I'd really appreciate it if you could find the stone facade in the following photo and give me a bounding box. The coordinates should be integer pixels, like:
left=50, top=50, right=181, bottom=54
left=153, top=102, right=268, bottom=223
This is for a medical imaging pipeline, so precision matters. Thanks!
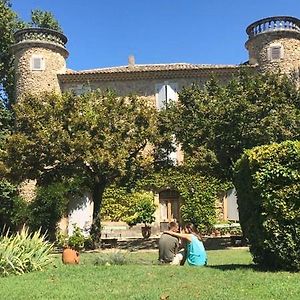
left=11, top=28, right=68, bottom=100
left=13, top=47, right=67, bottom=99
left=11, top=16, right=300, bottom=236
left=246, top=16, right=300, bottom=74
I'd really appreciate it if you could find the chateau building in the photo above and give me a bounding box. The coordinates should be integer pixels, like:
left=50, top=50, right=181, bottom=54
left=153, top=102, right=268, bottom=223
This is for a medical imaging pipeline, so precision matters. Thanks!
left=12, top=16, right=300, bottom=236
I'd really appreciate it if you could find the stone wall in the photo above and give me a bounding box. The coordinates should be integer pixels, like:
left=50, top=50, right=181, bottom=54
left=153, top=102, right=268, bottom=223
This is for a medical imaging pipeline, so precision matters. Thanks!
left=246, top=31, right=300, bottom=74
left=14, top=46, right=66, bottom=100
left=18, top=179, right=37, bottom=202
left=61, top=74, right=230, bottom=98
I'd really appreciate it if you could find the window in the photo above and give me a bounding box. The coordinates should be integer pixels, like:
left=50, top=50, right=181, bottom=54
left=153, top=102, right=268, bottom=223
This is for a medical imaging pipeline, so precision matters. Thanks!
left=155, top=82, right=178, bottom=110
left=268, top=44, right=284, bottom=61
left=30, top=55, right=45, bottom=71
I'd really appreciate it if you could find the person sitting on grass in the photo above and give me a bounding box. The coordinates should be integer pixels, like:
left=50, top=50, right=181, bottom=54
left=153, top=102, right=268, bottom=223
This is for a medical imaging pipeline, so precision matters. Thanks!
left=165, top=223, right=207, bottom=266
left=158, top=221, right=184, bottom=265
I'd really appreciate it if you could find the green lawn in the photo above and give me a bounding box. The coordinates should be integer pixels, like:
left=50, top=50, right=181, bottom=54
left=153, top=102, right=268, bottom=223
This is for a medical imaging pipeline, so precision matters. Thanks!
left=1, top=248, right=300, bottom=300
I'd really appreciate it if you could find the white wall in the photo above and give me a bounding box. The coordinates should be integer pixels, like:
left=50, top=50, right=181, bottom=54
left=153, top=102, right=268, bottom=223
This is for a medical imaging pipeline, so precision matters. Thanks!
left=67, top=192, right=93, bottom=236
left=226, top=188, right=239, bottom=221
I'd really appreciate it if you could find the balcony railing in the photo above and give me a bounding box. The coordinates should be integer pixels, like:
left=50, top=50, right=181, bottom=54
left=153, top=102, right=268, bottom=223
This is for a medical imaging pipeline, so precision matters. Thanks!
left=14, top=27, right=67, bottom=48
left=246, top=16, right=300, bottom=38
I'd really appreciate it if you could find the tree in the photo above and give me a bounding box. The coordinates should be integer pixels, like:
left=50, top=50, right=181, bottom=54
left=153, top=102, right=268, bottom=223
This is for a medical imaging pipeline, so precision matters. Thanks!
left=0, top=0, right=23, bottom=104
left=169, top=71, right=300, bottom=180
left=0, top=101, right=12, bottom=175
left=30, top=9, right=63, bottom=33
left=5, top=90, right=157, bottom=243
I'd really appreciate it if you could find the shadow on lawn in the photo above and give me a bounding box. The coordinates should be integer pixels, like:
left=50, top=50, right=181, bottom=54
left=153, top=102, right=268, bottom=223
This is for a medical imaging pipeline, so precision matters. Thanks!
left=208, top=264, right=282, bottom=272
left=208, top=264, right=257, bottom=271
left=117, top=238, right=158, bottom=251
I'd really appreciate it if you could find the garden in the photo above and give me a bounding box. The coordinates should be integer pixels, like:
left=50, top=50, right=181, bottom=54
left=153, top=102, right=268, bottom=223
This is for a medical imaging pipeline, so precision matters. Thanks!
left=1, top=4, right=300, bottom=299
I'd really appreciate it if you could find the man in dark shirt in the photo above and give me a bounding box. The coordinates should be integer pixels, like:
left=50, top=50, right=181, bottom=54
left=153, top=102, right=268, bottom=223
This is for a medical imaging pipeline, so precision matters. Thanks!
left=159, top=221, right=182, bottom=265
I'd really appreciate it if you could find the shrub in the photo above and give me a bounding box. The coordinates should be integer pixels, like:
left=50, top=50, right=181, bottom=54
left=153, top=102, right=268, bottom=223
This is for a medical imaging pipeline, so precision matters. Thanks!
left=124, top=191, right=156, bottom=227
left=56, top=225, right=85, bottom=251
left=28, top=182, right=69, bottom=240
left=234, top=140, right=300, bottom=271
left=0, top=227, right=53, bottom=276
left=0, top=179, right=27, bottom=232
left=101, top=186, right=133, bottom=221
left=94, top=252, right=128, bottom=266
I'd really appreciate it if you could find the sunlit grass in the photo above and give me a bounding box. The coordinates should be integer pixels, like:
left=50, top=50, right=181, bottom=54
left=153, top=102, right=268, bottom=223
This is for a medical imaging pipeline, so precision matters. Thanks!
left=1, top=249, right=300, bottom=300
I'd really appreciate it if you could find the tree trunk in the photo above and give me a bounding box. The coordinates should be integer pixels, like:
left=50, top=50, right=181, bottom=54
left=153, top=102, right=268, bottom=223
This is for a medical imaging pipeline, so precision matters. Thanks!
left=90, top=176, right=106, bottom=248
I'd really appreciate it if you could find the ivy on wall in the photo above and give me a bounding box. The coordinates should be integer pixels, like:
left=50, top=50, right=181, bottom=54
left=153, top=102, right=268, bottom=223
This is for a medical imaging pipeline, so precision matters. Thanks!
left=102, top=169, right=230, bottom=232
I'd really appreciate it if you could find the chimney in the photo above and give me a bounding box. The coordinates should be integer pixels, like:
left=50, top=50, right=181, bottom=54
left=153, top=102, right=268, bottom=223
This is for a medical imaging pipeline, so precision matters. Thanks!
left=128, top=55, right=135, bottom=67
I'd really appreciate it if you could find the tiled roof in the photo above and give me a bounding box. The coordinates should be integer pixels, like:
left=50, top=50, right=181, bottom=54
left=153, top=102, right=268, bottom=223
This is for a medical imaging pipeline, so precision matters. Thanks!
left=65, top=63, right=243, bottom=75
left=59, top=63, right=257, bottom=83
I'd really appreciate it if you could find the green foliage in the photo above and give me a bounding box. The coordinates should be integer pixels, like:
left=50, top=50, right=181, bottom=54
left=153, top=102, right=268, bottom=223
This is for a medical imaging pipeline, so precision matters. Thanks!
left=56, top=225, right=85, bottom=251
left=5, top=90, right=157, bottom=237
left=124, top=191, right=156, bottom=226
left=0, top=0, right=24, bottom=103
left=28, top=182, right=69, bottom=240
left=0, top=227, right=53, bottom=276
left=30, top=9, right=63, bottom=32
left=234, top=140, right=300, bottom=271
left=0, top=179, right=27, bottom=232
left=67, top=226, right=85, bottom=251
left=101, top=186, right=133, bottom=221
left=169, top=71, right=300, bottom=180
left=102, top=188, right=156, bottom=226
left=0, top=101, right=13, bottom=177
left=137, top=169, right=229, bottom=232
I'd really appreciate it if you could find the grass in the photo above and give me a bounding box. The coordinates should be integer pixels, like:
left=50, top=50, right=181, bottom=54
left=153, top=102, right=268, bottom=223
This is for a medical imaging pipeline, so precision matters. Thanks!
left=1, top=248, right=300, bottom=300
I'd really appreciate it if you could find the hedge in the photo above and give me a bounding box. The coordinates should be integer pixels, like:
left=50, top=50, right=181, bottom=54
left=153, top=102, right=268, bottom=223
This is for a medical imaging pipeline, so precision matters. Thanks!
left=234, top=140, right=300, bottom=271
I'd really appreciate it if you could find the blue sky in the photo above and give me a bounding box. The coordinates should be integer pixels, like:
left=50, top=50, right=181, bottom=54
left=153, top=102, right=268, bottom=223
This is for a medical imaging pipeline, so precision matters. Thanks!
left=12, top=0, right=300, bottom=71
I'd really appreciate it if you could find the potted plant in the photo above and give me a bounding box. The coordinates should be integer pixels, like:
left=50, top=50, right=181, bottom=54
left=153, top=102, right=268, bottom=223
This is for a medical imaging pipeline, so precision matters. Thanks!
left=56, top=225, right=85, bottom=264
left=125, top=192, right=156, bottom=238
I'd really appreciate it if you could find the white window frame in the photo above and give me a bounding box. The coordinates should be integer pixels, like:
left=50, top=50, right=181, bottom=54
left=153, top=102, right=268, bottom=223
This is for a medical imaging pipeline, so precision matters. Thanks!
left=30, top=55, right=45, bottom=71
left=267, top=44, right=284, bottom=61
left=155, top=82, right=178, bottom=110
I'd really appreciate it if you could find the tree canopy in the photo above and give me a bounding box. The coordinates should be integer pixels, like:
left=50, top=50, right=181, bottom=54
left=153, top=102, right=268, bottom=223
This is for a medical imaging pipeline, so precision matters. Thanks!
left=30, top=9, right=63, bottom=33
left=169, top=71, right=300, bottom=180
left=0, top=0, right=23, bottom=104
left=5, top=90, right=157, bottom=241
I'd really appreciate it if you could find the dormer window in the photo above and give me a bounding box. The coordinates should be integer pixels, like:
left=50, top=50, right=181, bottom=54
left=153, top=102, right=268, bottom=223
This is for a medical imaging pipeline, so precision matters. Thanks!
left=268, top=44, right=284, bottom=61
left=31, top=55, right=45, bottom=71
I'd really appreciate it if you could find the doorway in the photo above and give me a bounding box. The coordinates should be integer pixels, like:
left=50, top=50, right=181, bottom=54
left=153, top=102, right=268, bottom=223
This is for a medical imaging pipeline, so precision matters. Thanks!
left=159, top=190, right=180, bottom=231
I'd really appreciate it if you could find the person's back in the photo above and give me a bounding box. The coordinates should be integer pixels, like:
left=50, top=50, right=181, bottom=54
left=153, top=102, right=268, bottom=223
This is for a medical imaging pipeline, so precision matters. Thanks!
left=158, top=232, right=179, bottom=263
left=186, top=235, right=207, bottom=266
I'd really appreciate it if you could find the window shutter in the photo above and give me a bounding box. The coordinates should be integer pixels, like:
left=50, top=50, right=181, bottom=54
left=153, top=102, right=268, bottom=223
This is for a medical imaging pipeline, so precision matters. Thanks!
left=167, top=83, right=178, bottom=104
left=268, top=45, right=283, bottom=61
left=271, top=47, right=281, bottom=60
left=155, top=84, right=166, bottom=110
left=34, top=58, right=42, bottom=69
left=31, top=56, right=45, bottom=70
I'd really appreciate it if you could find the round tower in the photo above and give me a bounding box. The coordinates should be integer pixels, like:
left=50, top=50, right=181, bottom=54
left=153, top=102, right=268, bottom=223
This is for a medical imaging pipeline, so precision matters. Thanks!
left=245, top=16, right=300, bottom=75
left=11, top=27, right=69, bottom=101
